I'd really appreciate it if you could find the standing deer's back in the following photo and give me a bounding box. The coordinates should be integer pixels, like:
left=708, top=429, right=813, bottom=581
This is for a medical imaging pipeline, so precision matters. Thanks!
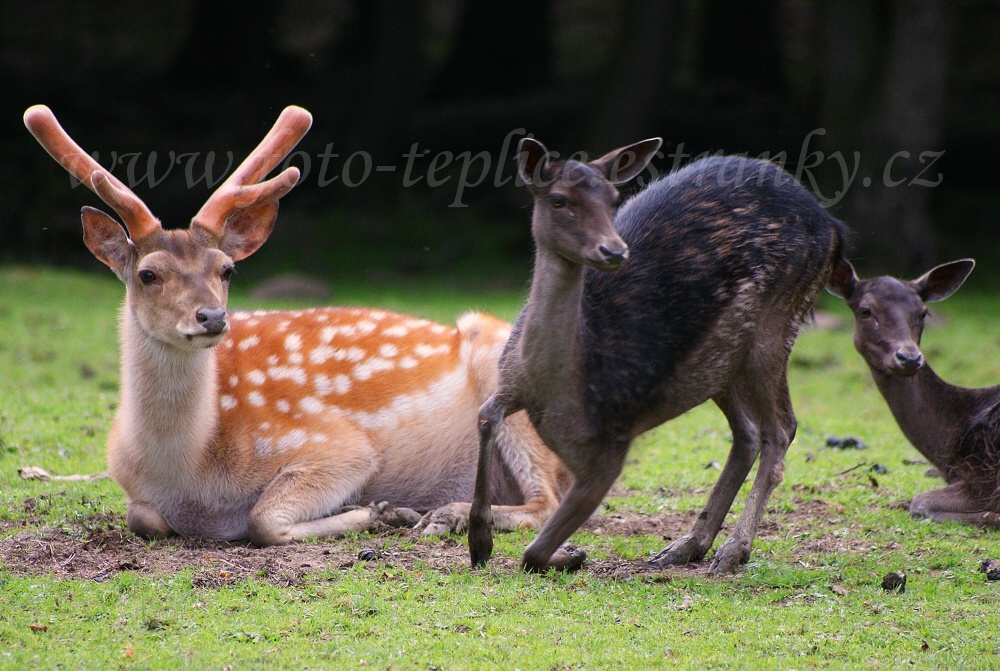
left=579, top=156, right=846, bottom=436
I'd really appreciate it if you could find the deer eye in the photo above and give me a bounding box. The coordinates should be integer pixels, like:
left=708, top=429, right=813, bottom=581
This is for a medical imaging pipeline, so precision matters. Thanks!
left=858, top=307, right=872, bottom=319
left=221, top=265, right=234, bottom=281
left=549, top=194, right=568, bottom=209
left=138, top=270, right=157, bottom=285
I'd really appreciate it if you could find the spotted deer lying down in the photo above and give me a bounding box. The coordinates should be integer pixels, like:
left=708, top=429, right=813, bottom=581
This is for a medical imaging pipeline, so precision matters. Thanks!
left=23, top=105, right=569, bottom=545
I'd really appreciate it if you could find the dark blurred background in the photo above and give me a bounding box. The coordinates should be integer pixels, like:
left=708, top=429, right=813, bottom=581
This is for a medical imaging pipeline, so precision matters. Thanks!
left=2, top=0, right=998, bottom=286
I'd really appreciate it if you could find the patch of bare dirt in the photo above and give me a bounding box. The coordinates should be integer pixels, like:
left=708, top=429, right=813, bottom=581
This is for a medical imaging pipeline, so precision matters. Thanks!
left=0, top=496, right=899, bottom=587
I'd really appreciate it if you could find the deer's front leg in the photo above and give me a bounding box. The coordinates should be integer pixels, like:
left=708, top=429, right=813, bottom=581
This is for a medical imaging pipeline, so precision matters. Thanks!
left=126, top=500, right=175, bottom=540
left=469, top=394, right=509, bottom=566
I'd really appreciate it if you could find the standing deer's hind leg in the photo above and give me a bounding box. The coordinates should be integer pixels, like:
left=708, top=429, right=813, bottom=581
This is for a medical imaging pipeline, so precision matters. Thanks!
left=651, top=392, right=760, bottom=567
left=709, top=375, right=796, bottom=575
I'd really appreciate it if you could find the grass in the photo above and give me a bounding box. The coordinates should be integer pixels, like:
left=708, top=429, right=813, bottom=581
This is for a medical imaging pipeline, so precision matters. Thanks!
left=2, top=264, right=1000, bottom=670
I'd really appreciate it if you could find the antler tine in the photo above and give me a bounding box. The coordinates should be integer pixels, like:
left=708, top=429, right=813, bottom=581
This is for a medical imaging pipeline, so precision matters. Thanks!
left=23, top=105, right=160, bottom=240
left=193, top=106, right=313, bottom=232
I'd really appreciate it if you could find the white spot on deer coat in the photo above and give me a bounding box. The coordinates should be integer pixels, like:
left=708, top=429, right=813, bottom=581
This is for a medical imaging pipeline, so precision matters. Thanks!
left=333, top=374, right=352, bottom=394
left=269, top=365, right=307, bottom=385
left=343, top=347, right=366, bottom=362
left=248, top=391, right=266, bottom=407
left=228, top=375, right=238, bottom=387
left=379, top=343, right=399, bottom=357
left=285, top=333, right=302, bottom=351
left=289, top=352, right=304, bottom=365
left=238, top=335, right=260, bottom=351
left=414, top=343, right=450, bottom=358
left=314, top=373, right=332, bottom=396
left=299, top=397, right=325, bottom=414
left=276, top=429, right=307, bottom=452
left=310, top=345, right=335, bottom=364
left=356, top=320, right=376, bottom=334
left=276, top=399, right=291, bottom=413
left=254, top=437, right=274, bottom=455
left=398, top=356, right=418, bottom=370
left=382, top=324, right=410, bottom=337
left=220, top=395, right=237, bottom=411
left=248, top=369, right=266, bottom=385
left=352, top=357, right=395, bottom=381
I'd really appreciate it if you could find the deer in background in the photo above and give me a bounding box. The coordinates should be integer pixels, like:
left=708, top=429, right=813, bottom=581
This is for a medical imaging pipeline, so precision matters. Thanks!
left=24, top=105, right=570, bottom=545
left=828, top=258, right=1000, bottom=527
left=469, top=140, right=847, bottom=575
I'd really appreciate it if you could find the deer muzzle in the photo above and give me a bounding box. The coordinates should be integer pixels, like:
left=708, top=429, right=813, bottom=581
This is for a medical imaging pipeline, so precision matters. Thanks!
left=593, top=242, right=630, bottom=271
left=196, top=308, right=229, bottom=336
left=892, top=346, right=924, bottom=375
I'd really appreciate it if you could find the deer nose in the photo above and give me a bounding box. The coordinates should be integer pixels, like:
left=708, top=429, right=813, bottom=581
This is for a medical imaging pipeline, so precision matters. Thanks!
left=196, top=308, right=228, bottom=335
left=894, top=347, right=923, bottom=370
left=598, top=244, right=629, bottom=267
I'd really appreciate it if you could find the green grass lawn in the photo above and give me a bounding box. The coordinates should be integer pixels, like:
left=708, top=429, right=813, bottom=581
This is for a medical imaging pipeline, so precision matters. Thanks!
left=1, top=265, right=999, bottom=670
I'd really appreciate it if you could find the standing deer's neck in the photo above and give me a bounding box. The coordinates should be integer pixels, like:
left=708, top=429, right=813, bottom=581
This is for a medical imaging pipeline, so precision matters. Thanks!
left=870, top=363, right=986, bottom=474
left=118, top=302, right=220, bottom=471
left=521, top=244, right=585, bottom=402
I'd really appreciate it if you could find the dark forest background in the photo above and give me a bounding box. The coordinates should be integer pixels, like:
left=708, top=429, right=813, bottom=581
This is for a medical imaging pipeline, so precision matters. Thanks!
left=2, top=0, right=999, bottom=285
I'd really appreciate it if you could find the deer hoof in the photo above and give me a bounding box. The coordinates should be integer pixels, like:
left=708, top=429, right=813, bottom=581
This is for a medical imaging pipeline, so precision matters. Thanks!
left=522, top=544, right=586, bottom=573
left=708, top=538, right=751, bottom=576
left=649, top=534, right=707, bottom=567
left=417, top=503, right=471, bottom=536
left=372, top=502, right=421, bottom=528
left=469, top=536, right=494, bottom=568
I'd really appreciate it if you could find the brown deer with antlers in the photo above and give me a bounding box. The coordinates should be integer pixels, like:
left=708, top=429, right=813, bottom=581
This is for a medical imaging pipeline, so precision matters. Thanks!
left=23, top=105, right=569, bottom=545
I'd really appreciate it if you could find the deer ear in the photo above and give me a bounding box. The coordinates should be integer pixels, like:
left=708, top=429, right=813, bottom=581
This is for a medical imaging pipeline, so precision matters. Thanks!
left=911, top=259, right=974, bottom=303
left=218, top=202, right=278, bottom=261
left=589, top=138, right=662, bottom=185
left=82, top=206, right=134, bottom=272
left=826, top=257, right=859, bottom=300
left=517, top=138, right=550, bottom=187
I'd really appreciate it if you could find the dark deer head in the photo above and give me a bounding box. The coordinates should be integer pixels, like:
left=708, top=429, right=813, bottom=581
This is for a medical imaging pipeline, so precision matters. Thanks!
left=828, top=258, right=975, bottom=376
left=516, top=137, right=661, bottom=271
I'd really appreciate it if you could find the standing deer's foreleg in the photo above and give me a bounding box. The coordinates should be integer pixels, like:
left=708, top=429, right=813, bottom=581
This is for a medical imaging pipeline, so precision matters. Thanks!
left=651, top=393, right=760, bottom=566
left=247, top=429, right=418, bottom=546
left=468, top=393, right=510, bottom=566
left=520, top=443, right=627, bottom=572
left=709, top=375, right=796, bottom=575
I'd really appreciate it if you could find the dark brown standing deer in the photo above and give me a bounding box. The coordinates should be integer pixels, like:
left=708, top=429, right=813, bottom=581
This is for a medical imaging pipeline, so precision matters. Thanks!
left=828, top=258, right=1000, bottom=527
left=23, top=105, right=571, bottom=545
left=469, top=139, right=847, bottom=575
